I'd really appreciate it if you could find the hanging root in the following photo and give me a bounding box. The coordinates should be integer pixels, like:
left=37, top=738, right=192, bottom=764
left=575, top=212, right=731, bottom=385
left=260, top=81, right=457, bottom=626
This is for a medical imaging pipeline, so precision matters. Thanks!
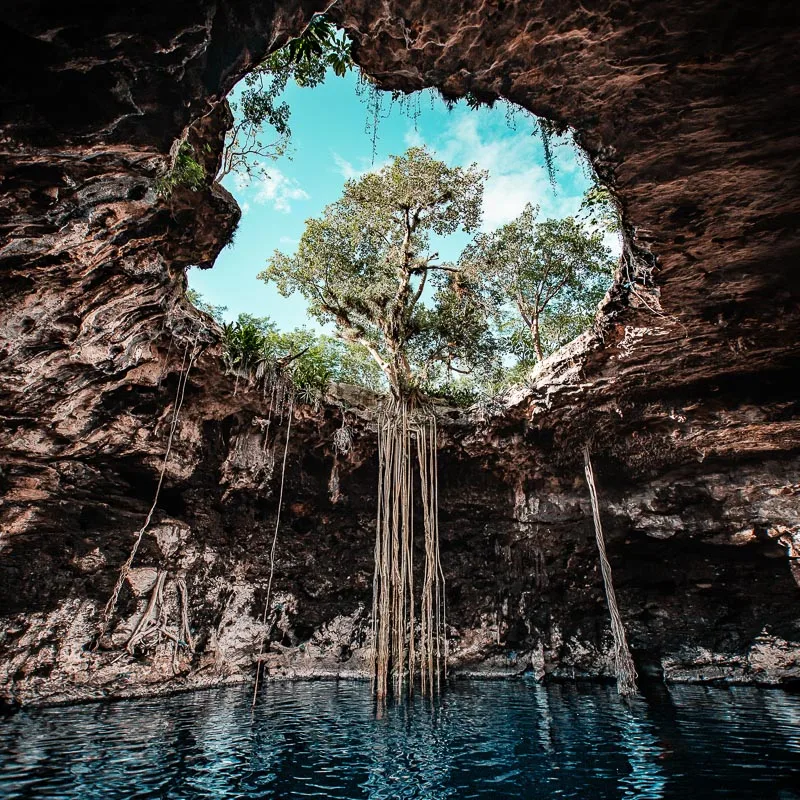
left=333, top=418, right=353, bottom=456
left=176, top=577, right=194, bottom=652
left=122, top=572, right=195, bottom=671
left=126, top=571, right=167, bottom=654
left=252, top=393, right=295, bottom=707
left=583, top=446, right=638, bottom=696
left=371, top=399, right=445, bottom=700
left=99, top=332, right=200, bottom=641
left=414, top=412, right=446, bottom=696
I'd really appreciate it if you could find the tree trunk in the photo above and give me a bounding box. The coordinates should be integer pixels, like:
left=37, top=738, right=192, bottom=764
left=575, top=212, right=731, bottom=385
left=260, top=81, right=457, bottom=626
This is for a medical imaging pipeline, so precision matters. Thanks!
left=530, top=316, right=545, bottom=361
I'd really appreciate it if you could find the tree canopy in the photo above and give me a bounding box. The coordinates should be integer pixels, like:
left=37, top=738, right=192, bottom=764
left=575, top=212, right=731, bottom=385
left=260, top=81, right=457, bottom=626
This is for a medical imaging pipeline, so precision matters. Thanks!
left=259, top=147, right=498, bottom=400
left=464, top=203, right=615, bottom=363
left=219, top=314, right=384, bottom=402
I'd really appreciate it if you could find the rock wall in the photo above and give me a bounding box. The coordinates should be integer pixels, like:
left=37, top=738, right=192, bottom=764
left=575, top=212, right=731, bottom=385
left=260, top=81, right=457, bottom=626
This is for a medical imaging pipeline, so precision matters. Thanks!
left=1, top=1, right=799, bottom=706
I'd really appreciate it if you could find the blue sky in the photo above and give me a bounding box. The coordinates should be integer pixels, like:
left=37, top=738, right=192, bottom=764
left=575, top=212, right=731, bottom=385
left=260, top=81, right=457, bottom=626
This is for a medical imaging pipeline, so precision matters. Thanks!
left=189, top=70, right=600, bottom=331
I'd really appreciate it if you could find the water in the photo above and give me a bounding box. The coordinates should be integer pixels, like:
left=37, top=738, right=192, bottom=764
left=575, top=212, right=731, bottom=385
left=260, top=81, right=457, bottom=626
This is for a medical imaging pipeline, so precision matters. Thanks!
left=2, top=681, right=800, bottom=799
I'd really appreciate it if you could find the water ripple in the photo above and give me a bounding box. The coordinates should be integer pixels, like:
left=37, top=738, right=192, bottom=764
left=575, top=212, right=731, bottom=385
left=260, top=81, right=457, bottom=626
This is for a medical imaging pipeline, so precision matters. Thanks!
left=2, top=681, right=800, bottom=799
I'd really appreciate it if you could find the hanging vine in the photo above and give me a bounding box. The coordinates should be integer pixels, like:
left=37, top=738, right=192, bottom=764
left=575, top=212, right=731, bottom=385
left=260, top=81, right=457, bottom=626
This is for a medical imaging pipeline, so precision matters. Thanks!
left=413, top=409, right=446, bottom=696
left=99, top=330, right=201, bottom=639
left=370, top=398, right=446, bottom=699
left=252, top=392, right=295, bottom=706
left=583, top=445, right=638, bottom=696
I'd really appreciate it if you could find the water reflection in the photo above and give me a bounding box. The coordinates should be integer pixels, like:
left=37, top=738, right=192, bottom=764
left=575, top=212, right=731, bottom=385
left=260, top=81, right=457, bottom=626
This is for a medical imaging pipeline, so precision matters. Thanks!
left=2, top=680, right=799, bottom=798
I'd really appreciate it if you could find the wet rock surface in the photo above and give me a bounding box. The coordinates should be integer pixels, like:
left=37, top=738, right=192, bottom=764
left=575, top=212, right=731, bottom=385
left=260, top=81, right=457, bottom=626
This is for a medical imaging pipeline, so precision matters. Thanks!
left=1, top=1, right=799, bottom=705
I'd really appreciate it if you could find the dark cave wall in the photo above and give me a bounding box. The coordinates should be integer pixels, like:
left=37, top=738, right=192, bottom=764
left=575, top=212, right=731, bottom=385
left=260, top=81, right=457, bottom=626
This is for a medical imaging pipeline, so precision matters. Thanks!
left=1, top=1, right=799, bottom=704
left=1, top=391, right=798, bottom=705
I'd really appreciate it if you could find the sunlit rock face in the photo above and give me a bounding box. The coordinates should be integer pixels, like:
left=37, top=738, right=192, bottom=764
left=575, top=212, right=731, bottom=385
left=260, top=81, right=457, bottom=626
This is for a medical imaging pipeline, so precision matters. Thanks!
left=1, top=1, right=799, bottom=706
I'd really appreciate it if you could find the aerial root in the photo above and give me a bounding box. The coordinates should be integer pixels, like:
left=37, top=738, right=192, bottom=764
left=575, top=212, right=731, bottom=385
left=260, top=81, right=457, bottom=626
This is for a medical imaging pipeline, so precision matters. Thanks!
left=372, top=399, right=445, bottom=700
left=583, top=445, right=638, bottom=697
left=99, top=331, right=200, bottom=641
left=252, top=393, right=295, bottom=706
left=121, top=572, right=195, bottom=673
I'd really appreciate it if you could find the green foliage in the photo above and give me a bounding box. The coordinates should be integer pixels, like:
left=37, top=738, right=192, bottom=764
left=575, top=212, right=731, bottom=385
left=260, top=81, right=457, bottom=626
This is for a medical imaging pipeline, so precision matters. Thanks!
left=579, top=183, right=621, bottom=235
left=220, top=16, right=353, bottom=180
left=464, top=203, right=615, bottom=363
left=421, top=376, right=482, bottom=408
left=269, top=15, right=352, bottom=81
left=185, top=288, right=227, bottom=324
left=260, top=147, right=499, bottom=401
left=537, top=119, right=561, bottom=190
left=220, top=314, right=384, bottom=402
left=155, top=143, right=206, bottom=197
left=221, top=317, right=270, bottom=374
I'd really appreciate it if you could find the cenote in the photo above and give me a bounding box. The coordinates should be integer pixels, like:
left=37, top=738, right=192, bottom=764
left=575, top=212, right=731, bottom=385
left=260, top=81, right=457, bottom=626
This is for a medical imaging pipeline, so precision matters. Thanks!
left=3, top=681, right=800, bottom=799
left=2, top=1, right=800, bottom=798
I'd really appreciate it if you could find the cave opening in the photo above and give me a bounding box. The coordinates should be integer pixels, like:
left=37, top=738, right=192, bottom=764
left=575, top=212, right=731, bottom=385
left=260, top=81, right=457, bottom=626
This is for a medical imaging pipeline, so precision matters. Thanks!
left=185, top=15, right=622, bottom=411
left=161, top=16, right=629, bottom=702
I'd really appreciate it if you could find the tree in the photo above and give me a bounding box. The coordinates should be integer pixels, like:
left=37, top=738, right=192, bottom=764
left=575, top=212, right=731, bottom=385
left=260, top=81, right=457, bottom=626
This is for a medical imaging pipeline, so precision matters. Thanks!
left=219, top=16, right=353, bottom=181
left=186, top=288, right=227, bottom=324
left=219, top=314, right=384, bottom=401
left=260, top=147, right=496, bottom=401
left=579, top=182, right=621, bottom=236
left=261, top=147, right=494, bottom=698
left=464, top=203, right=615, bottom=363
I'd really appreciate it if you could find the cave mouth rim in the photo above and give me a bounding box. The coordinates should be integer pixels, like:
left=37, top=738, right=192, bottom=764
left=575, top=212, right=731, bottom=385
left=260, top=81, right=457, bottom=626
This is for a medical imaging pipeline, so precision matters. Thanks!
left=184, top=32, right=624, bottom=413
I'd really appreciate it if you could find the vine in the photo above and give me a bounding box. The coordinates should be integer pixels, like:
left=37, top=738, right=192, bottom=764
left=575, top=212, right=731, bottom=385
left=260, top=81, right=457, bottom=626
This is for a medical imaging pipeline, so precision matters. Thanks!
left=252, top=393, right=295, bottom=705
left=372, top=399, right=445, bottom=699
left=99, top=330, right=201, bottom=638
left=583, top=446, right=638, bottom=696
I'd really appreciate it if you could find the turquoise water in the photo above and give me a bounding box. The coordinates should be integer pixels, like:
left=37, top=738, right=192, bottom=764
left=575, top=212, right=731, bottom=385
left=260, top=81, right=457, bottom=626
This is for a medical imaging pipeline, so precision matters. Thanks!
left=2, top=681, right=799, bottom=798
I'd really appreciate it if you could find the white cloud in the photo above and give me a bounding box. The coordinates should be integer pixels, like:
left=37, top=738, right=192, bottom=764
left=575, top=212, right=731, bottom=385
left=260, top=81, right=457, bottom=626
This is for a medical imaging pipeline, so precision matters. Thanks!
left=232, top=171, right=252, bottom=193
left=332, top=152, right=361, bottom=180
left=430, top=111, right=584, bottom=231
left=403, top=126, right=425, bottom=148
left=252, top=167, right=309, bottom=213
left=331, top=151, right=392, bottom=182
left=279, top=235, right=299, bottom=245
left=240, top=201, right=251, bottom=215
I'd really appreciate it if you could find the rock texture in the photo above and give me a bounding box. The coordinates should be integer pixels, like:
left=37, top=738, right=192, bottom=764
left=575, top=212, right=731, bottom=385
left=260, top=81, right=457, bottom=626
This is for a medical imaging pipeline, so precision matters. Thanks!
left=1, top=1, right=799, bottom=706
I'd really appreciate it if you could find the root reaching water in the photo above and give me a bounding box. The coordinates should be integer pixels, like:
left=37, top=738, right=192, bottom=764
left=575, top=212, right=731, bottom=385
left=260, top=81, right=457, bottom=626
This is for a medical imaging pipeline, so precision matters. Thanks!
left=372, top=399, right=446, bottom=700
left=119, top=571, right=195, bottom=672
left=125, top=571, right=167, bottom=654
left=583, top=446, right=638, bottom=696
left=99, top=332, right=200, bottom=638
left=176, top=577, right=194, bottom=653
left=252, top=394, right=295, bottom=706
left=414, top=412, right=446, bottom=696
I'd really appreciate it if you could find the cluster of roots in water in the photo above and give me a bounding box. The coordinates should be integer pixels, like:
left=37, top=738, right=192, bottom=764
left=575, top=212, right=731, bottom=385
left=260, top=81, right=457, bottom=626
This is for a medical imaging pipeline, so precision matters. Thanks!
left=372, top=399, right=446, bottom=700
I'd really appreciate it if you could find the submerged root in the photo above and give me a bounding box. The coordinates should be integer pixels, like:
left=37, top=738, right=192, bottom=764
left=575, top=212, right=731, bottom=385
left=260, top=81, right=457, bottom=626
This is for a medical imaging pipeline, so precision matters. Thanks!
left=583, top=446, right=638, bottom=696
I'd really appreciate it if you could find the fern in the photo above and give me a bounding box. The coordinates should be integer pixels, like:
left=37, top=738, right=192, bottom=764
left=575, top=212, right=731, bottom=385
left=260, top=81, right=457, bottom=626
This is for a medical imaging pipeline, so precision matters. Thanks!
left=155, top=142, right=206, bottom=198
